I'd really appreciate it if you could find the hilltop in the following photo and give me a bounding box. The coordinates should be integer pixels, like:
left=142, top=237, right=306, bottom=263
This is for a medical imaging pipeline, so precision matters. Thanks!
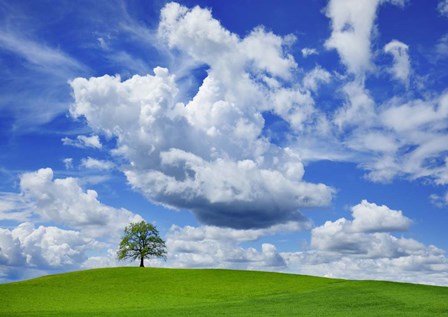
left=1, top=267, right=447, bottom=316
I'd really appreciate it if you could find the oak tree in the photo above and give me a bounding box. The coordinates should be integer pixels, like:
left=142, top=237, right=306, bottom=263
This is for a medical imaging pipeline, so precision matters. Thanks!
left=117, top=221, right=167, bottom=267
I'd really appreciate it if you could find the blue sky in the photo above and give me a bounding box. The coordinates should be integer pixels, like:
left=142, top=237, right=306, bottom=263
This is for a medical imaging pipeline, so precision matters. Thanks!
left=1, top=0, right=448, bottom=285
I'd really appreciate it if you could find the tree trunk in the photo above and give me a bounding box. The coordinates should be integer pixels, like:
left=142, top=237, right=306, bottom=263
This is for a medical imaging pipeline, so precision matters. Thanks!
left=140, top=257, right=144, bottom=267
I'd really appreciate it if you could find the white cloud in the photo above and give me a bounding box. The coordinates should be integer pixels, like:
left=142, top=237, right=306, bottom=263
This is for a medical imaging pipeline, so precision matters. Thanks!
left=282, top=199, right=448, bottom=286
left=63, top=158, right=73, bottom=170
left=301, top=48, right=318, bottom=58
left=318, top=0, right=448, bottom=186
left=283, top=251, right=448, bottom=286
left=325, top=0, right=379, bottom=77
left=0, top=30, right=86, bottom=76
left=158, top=3, right=296, bottom=81
left=0, top=21, right=89, bottom=129
left=267, top=85, right=317, bottom=132
left=61, top=3, right=448, bottom=259
left=81, top=249, right=124, bottom=269
left=241, top=27, right=297, bottom=80
left=104, top=51, right=151, bottom=75
left=0, top=192, right=32, bottom=222
left=161, top=201, right=448, bottom=286
left=19, top=168, right=143, bottom=240
left=303, top=66, right=331, bottom=92
left=69, top=2, right=334, bottom=230
left=169, top=221, right=307, bottom=244
left=333, top=81, right=376, bottom=128
left=436, top=34, right=448, bottom=57
left=310, top=201, right=437, bottom=258
left=359, top=94, right=448, bottom=184
left=430, top=191, right=448, bottom=207
left=325, top=0, right=406, bottom=77
left=125, top=150, right=331, bottom=229
left=0, top=167, right=146, bottom=281
left=351, top=200, right=411, bottom=232
left=346, top=131, right=398, bottom=153
left=0, top=223, right=95, bottom=271
left=158, top=2, right=238, bottom=67
left=438, top=0, right=448, bottom=16
left=384, top=40, right=411, bottom=87
left=380, top=99, right=445, bottom=133
left=166, top=224, right=287, bottom=270
left=0, top=227, right=24, bottom=267
left=68, top=1, right=448, bottom=232
left=334, top=89, right=448, bottom=184
left=13, top=223, right=94, bottom=269
left=81, top=157, right=115, bottom=170
left=311, top=201, right=413, bottom=257
left=62, top=135, right=102, bottom=149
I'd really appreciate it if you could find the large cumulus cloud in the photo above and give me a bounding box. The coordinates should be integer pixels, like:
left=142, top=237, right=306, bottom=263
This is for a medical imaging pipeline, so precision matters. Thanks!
left=0, top=168, right=144, bottom=281
left=285, top=200, right=448, bottom=285
left=20, top=168, right=142, bottom=240
left=68, top=1, right=448, bottom=231
left=69, top=3, right=334, bottom=230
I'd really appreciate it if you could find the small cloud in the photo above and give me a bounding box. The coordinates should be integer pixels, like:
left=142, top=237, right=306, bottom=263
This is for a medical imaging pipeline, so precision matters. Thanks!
left=80, top=175, right=112, bottom=186
left=63, top=158, right=73, bottom=170
left=81, top=157, right=115, bottom=170
left=438, top=0, right=448, bottom=17
left=430, top=192, right=448, bottom=208
left=436, top=34, right=448, bottom=58
left=351, top=200, right=412, bottom=232
left=384, top=40, right=411, bottom=87
left=301, top=48, right=318, bottom=58
left=311, top=200, right=419, bottom=257
left=97, top=37, right=108, bottom=49
left=62, top=135, right=102, bottom=149
left=303, top=66, right=331, bottom=91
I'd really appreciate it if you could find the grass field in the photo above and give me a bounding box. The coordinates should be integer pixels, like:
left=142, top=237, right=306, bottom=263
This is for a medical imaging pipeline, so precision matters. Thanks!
left=1, top=267, right=447, bottom=316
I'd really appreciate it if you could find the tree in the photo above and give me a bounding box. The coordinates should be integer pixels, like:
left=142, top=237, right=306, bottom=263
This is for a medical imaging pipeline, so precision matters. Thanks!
left=117, top=221, right=167, bottom=267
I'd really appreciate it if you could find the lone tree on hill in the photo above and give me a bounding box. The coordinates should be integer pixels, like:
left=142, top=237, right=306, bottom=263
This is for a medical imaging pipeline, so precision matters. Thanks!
left=117, top=221, right=167, bottom=267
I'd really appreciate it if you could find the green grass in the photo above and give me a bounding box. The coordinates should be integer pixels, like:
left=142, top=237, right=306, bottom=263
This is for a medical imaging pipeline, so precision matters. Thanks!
left=1, top=267, right=447, bottom=316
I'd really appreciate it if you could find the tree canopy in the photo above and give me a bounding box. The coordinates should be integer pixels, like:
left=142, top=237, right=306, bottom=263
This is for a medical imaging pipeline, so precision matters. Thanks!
left=117, top=221, right=167, bottom=267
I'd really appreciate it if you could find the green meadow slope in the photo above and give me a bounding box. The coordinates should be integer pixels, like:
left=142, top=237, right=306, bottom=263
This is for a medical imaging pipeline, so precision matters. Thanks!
left=1, top=267, right=447, bottom=316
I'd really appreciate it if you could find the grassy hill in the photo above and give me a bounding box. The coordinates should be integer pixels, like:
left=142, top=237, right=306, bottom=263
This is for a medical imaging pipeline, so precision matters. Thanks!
left=1, top=267, right=447, bottom=316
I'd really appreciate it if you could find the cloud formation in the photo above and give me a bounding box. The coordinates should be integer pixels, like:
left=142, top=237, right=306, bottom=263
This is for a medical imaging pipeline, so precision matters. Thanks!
left=1, top=223, right=93, bottom=269
left=0, top=17, right=88, bottom=129
left=325, top=0, right=406, bottom=77
left=165, top=224, right=294, bottom=270
left=301, top=48, right=318, bottom=58
left=161, top=200, right=448, bottom=285
left=1, top=1, right=447, bottom=286
left=384, top=40, right=411, bottom=87
left=0, top=168, right=144, bottom=281
left=69, top=3, right=334, bottom=230
left=439, top=0, right=448, bottom=17
left=81, top=157, right=115, bottom=170
left=62, top=135, right=102, bottom=149
left=311, top=200, right=413, bottom=255
left=20, top=168, right=142, bottom=240
left=68, top=1, right=448, bottom=233
left=285, top=200, right=448, bottom=285
left=430, top=191, right=448, bottom=207
left=0, top=193, right=31, bottom=222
